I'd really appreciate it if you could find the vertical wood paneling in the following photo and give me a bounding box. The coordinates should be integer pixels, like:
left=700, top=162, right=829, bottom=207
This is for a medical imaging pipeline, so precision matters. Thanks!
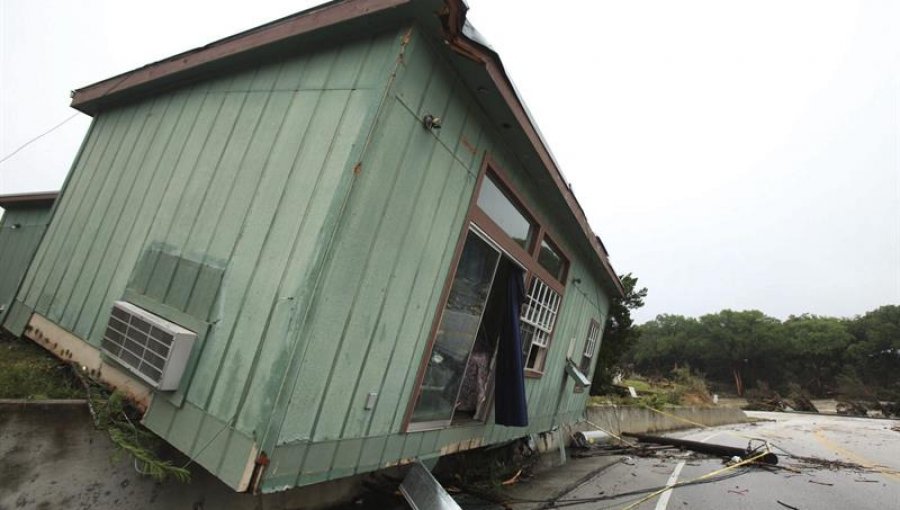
left=15, top=120, right=98, bottom=306
left=235, top=88, right=376, bottom=434
left=59, top=96, right=172, bottom=332
left=70, top=94, right=181, bottom=337
left=14, top=30, right=402, bottom=487
left=81, top=88, right=202, bottom=340
left=47, top=102, right=154, bottom=324
left=0, top=206, right=53, bottom=325
left=14, top=21, right=612, bottom=490
left=27, top=109, right=133, bottom=312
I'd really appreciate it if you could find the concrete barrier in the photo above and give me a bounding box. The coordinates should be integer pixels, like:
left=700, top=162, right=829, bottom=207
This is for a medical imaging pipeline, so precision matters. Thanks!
left=527, top=405, right=749, bottom=459
left=584, top=405, right=750, bottom=436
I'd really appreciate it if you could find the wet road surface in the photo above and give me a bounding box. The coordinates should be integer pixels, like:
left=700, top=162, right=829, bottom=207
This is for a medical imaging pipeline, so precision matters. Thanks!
left=549, top=412, right=899, bottom=509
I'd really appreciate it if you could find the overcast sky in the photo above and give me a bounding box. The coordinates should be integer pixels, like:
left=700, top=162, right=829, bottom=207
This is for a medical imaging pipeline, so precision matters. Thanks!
left=1, top=0, right=897, bottom=322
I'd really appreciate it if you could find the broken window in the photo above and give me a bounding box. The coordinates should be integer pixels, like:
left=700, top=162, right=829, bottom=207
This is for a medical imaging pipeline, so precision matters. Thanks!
left=580, top=319, right=602, bottom=373
left=520, top=277, right=561, bottom=372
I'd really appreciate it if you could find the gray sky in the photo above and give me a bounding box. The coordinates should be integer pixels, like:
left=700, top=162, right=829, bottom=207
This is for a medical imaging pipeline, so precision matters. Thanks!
left=1, top=1, right=898, bottom=322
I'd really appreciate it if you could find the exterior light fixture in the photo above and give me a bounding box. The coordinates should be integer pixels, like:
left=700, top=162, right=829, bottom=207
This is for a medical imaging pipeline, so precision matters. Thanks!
left=423, top=114, right=442, bottom=130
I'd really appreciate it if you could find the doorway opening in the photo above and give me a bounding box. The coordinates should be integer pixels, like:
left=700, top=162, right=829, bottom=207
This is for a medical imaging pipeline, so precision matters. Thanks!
left=408, top=229, right=521, bottom=430
left=451, top=257, right=515, bottom=424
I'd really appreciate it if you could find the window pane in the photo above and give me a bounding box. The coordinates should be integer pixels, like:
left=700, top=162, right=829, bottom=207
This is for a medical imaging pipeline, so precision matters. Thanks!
left=580, top=321, right=601, bottom=372
left=411, top=232, right=500, bottom=424
left=520, top=277, right=561, bottom=371
left=538, top=238, right=565, bottom=280
left=477, top=175, right=533, bottom=249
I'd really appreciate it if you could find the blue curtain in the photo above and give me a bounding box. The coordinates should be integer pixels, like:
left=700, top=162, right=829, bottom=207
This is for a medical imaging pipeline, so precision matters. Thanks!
left=494, top=265, right=528, bottom=427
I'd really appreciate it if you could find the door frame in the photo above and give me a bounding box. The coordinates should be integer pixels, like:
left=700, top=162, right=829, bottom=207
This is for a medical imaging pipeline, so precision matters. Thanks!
left=402, top=153, right=572, bottom=432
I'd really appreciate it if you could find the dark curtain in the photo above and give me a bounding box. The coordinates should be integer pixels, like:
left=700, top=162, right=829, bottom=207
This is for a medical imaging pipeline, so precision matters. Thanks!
left=494, top=265, right=528, bottom=427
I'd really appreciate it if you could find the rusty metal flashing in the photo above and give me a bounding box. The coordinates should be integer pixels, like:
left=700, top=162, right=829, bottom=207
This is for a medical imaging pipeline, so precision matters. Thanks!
left=66, top=0, right=623, bottom=296
left=0, top=191, right=58, bottom=208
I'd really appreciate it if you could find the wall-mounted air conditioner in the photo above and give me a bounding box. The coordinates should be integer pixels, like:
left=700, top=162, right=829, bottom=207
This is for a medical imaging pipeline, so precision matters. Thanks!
left=100, top=301, right=196, bottom=390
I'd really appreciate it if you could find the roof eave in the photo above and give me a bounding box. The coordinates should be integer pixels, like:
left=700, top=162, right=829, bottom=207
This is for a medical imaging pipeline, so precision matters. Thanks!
left=0, top=191, right=59, bottom=208
left=66, top=0, right=624, bottom=298
left=440, top=3, right=625, bottom=297
left=69, top=0, right=412, bottom=115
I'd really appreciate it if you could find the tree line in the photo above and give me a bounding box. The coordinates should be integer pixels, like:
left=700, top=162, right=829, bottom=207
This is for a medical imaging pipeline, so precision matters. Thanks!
left=624, top=306, right=899, bottom=399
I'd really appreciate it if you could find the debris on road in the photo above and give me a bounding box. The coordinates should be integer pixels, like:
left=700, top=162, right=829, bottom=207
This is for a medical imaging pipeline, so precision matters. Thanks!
left=776, top=500, right=801, bottom=510
left=836, top=401, right=868, bottom=417
left=790, top=394, right=819, bottom=413
left=743, top=385, right=818, bottom=413
left=621, top=432, right=779, bottom=465
left=786, top=454, right=868, bottom=472
left=807, top=479, right=833, bottom=486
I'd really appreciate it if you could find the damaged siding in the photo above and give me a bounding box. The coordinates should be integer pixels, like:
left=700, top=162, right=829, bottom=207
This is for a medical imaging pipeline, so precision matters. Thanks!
left=11, top=30, right=403, bottom=489
left=261, top=25, right=610, bottom=490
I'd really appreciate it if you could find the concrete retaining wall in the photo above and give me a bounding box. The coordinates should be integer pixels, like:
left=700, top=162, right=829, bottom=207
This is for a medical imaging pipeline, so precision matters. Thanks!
left=529, top=405, right=749, bottom=458
left=584, top=405, right=750, bottom=436
left=0, top=402, right=368, bottom=510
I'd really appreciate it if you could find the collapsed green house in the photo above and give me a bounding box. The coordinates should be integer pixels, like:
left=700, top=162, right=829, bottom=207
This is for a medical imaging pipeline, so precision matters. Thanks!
left=4, top=0, right=623, bottom=492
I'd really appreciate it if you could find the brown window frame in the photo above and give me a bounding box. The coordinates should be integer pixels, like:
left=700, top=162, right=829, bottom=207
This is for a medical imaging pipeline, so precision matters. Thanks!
left=573, top=318, right=603, bottom=393
left=401, top=154, right=571, bottom=431
left=474, top=160, right=569, bottom=376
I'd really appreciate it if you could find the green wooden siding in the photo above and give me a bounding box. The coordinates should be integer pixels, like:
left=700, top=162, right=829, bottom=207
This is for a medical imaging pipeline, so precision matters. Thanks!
left=12, top=30, right=404, bottom=489
left=0, top=204, right=54, bottom=326
left=11, top=21, right=611, bottom=492
left=261, top=26, right=611, bottom=491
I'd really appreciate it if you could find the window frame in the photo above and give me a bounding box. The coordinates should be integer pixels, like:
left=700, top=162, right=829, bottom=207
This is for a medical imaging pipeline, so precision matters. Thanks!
left=470, top=158, right=570, bottom=376
left=520, top=276, right=563, bottom=374
left=471, top=167, right=569, bottom=295
left=401, top=155, right=573, bottom=431
left=581, top=319, right=602, bottom=372
left=573, top=318, right=603, bottom=393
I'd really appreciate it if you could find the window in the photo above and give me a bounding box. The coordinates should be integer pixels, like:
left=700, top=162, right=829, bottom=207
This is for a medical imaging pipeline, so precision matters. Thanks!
left=538, top=237, right=566, bottom=281
left=409, top=232, right=501, bottom=428
left=520, top=277, right=561, bottom=372
left=476, top=174, right=535, bottom=250
left=580, top=320, right=602, bottom=373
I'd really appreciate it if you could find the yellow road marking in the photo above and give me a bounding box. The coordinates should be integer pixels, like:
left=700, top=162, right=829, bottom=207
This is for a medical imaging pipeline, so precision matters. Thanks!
left=812, top=429, right=900, bottom=483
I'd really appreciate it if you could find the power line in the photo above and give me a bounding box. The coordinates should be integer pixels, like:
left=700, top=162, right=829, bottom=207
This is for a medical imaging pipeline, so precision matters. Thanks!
left=0, top=112, right=81, bottom=165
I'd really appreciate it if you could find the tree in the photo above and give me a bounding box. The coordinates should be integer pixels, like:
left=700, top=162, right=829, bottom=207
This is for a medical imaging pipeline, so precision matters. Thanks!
left=619, top=305, right=897, bottom=398
left=696, top=310, right=781, bottom=396
left=628, top=314, right=702, bottom=375
left=845, top=305, right=900, bottom=398
left=783, top=315, right=854, bottom=394
left=590, top=273, right=647, bottom=394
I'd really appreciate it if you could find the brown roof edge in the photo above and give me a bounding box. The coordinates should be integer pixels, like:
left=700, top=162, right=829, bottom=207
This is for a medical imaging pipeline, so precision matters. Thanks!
left=70, top=0, right=410, bottom=115
left=65, top=0, right=624, bottom=297
left=0, top=191, right=59, bottom=208
left=442, top=2, right=625, bottom=297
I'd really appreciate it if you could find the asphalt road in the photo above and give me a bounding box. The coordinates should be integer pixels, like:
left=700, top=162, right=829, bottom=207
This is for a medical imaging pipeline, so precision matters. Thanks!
left=550, top=412, right=900, bottom=510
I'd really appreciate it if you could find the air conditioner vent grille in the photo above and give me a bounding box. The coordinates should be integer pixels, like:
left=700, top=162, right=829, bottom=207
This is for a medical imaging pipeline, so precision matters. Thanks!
left=101, top=301, right=196, bottom=390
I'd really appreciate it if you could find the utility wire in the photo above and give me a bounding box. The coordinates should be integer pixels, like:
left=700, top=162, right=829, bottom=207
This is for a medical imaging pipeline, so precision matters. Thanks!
left=0, top=112, right=80, bottom=165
